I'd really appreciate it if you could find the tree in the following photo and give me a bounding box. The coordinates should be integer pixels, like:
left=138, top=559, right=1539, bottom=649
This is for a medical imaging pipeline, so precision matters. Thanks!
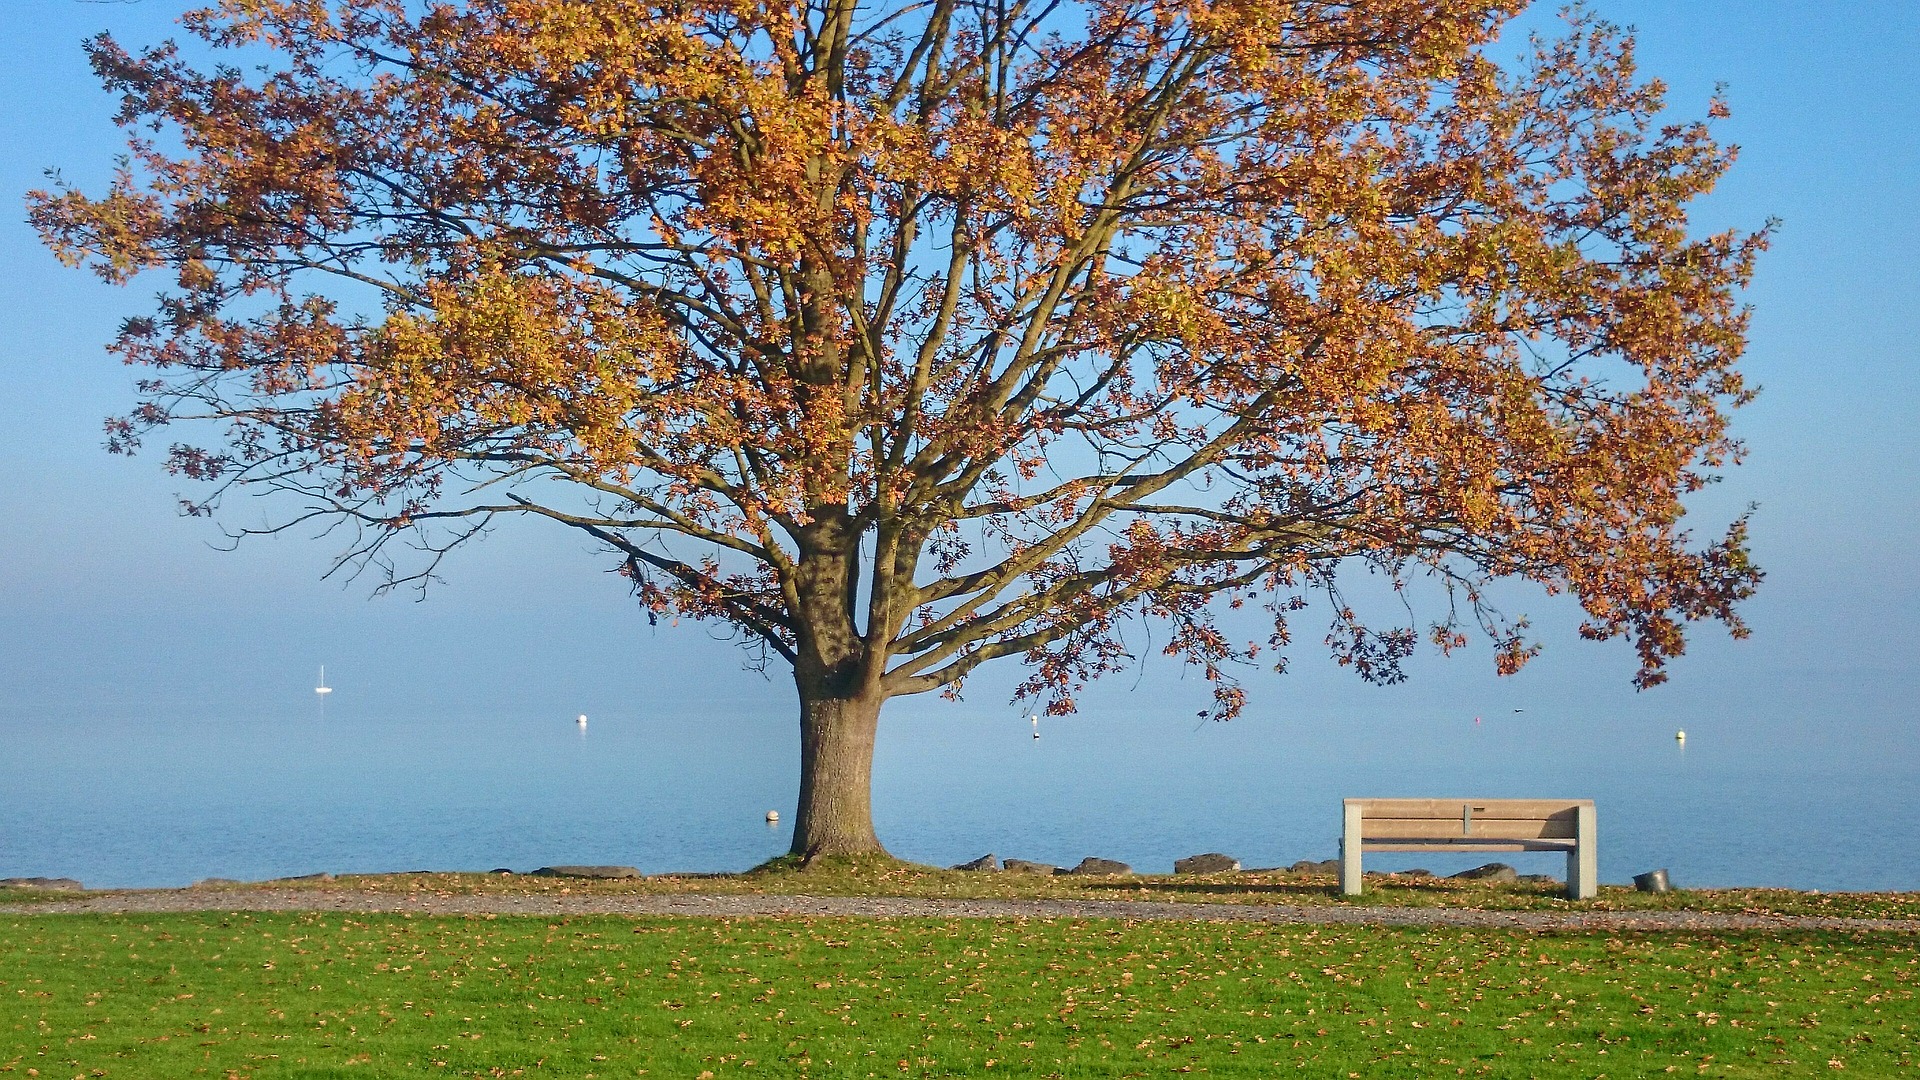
left=34, top=0, right=1763, bottom=860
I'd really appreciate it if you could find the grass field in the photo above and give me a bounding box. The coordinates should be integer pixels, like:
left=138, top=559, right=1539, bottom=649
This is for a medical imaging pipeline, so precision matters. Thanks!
left=3, top=911, right=1914, bottom=1078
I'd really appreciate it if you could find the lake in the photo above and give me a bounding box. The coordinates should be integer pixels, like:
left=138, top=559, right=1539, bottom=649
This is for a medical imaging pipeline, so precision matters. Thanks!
left=2, top=702, right=1915, bottom=892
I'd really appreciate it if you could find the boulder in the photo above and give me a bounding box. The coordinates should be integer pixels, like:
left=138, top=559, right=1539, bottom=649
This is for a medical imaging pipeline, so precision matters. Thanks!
left=531, top=865, right=641, bottom=879
left=1387, top=869, right=1433, bottom=878
left=952, top=854, right=1000, bottom=872
left=1174, top=853, right=1240, bottom=875
left=1288, top=859, right=1341, bottom=876
left=191, top=878, right=243, bottom=888
left=1002, top=859, right=1058, bottom=875
left=489, top=868, right=516, bottom=876
left=1449, top=862, right=1518, bottom=884
left=1067, top=857, right=1132, bottom=876
left=270, top=872, right=334, bottom=883
left=0, top=877, right=83, bottom=891
left=1517, top=874, right=1560, bottom=886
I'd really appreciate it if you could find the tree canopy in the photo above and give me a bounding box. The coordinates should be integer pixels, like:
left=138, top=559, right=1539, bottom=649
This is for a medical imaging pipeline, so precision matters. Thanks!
left=34, top=0, right=1764, bottom=856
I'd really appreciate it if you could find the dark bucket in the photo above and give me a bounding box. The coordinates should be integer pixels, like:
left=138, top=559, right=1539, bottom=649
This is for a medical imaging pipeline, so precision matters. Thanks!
left=1633, top=868, right=1673, bottom=893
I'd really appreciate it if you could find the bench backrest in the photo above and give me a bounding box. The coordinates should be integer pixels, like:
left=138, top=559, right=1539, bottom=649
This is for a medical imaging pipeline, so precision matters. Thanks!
left=1346, top=798, right=1591, bottom=841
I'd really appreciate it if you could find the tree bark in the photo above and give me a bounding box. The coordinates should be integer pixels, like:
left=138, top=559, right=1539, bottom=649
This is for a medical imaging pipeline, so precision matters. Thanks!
left=784, top=518, right=890, bottom=860
left=789, top=684, right=887, bottom=858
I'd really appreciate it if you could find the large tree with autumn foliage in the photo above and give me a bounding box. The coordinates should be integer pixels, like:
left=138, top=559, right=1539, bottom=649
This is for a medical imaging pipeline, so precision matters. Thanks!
left=35, top=0, right=1762, bottom=858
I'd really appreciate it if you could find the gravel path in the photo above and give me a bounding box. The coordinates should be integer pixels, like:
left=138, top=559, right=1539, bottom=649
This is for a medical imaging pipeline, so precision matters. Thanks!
left=4, top=889, right=1915, bottom=933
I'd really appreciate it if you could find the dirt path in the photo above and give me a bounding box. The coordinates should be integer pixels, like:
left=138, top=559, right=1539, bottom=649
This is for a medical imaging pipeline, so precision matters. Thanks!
left=5, top=889, right=1915, bottom=933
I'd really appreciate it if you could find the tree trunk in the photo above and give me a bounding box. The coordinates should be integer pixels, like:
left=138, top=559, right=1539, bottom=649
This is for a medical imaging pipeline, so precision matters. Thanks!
left=789, top=684, right=887, bottom=858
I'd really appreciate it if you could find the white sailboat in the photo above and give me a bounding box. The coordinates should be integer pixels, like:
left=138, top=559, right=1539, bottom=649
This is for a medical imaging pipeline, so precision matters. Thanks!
left=315, top=666, right=332, bottom=696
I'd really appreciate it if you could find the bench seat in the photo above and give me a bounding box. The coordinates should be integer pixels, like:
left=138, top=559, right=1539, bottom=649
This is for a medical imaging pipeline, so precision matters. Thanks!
left=1341, top=798, right=1597, bottom=899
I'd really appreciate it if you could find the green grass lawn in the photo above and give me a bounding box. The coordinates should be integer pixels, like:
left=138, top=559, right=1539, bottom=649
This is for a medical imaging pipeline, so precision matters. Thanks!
left=2, top=912, right=1913, bottom=1078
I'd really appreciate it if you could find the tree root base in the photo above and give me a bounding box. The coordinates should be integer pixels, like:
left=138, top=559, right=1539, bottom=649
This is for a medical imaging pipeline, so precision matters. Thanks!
left=751, top=852, right=910, bottom=875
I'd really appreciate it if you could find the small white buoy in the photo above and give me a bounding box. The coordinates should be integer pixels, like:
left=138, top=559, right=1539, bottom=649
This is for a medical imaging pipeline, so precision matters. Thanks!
left=577, top=714, right=588, bottom=726
left=1031, top=714, right=1041, bottom=740
left=765, top=810, right=780, bottom=823
left=1675, top=729, right=1686, bottom=742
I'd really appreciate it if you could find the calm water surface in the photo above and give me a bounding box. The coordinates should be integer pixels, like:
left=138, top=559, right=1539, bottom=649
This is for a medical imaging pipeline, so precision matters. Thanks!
left=2, top=704, right=1915, bottom=891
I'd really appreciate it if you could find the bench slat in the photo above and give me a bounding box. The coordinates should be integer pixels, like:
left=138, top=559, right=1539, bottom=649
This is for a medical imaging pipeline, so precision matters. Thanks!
left=1347, top=797, right=1591, bottom=820
left=1362, top=840, right=1576, bottom=853
left=1359, top=817, right=1578, bottom=840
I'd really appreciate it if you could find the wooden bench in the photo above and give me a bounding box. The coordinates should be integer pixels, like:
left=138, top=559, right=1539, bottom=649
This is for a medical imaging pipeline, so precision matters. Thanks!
left=1341, top=798, right=1596, bottom=900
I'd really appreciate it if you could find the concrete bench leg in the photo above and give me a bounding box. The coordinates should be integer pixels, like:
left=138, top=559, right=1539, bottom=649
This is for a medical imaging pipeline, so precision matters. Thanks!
left=1341, top=801, right=1364, bottom=896
left=1565, top=802, right=1597, bottom=900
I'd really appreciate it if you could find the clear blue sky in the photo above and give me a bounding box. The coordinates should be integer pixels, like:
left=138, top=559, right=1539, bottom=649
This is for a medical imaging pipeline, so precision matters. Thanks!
left=1, top=1, right=1915, bottom=749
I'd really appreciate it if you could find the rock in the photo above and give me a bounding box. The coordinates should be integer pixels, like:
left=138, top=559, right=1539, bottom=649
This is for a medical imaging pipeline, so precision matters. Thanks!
left=191, top=878, right=243, bottom=888
left=1067, top=857, right=1132, bottom=876
left=531, top=865, right=641, bottom=879
left=1387, top=869, right=1433, bottom=878
left=0, top=877, right=83, bottom=891
left=952, top=854, right=1000, bottom=872
left=1517, top=874, right=1560, bottom=886
left=270, top=872, right=334, bottom=883
left=1288, top=859, right=1341, bottom=876
left=489, top=868, right=516, bottom=875
left=1174, top=853, right=1240, bottom=874
left=1450, top=862, right=1518, bottom=884
left=1002, top=859, right=1058, bottom=875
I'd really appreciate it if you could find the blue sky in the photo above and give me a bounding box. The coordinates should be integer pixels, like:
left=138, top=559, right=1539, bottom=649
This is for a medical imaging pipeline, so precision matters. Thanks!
left=1, top=1, right=1915, bottom=750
